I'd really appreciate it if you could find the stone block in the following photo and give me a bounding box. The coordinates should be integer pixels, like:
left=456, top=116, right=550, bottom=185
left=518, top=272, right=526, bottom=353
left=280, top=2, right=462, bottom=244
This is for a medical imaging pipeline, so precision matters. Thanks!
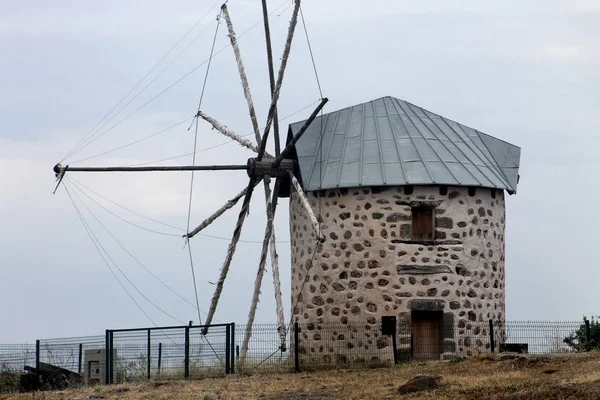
left=396, top=265, right=452, bottom=275
left=407, top=299, right=445, bottom=311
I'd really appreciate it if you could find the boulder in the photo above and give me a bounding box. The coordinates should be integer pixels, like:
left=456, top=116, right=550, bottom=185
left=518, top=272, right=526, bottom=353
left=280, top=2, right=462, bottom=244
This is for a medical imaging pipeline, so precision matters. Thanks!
left=398, top=375, right=442, bottom=395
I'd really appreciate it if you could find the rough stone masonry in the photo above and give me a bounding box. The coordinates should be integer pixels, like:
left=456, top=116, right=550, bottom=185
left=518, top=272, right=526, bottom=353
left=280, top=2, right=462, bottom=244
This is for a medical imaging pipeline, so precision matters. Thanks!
left=289, top=184, right=506, bottom=360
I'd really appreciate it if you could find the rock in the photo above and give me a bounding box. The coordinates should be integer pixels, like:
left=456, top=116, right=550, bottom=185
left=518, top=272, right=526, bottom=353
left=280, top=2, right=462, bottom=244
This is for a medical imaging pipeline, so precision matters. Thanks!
left=203, top=393, right=220, bottom=400
left=398, top=375, right=442, bottom=395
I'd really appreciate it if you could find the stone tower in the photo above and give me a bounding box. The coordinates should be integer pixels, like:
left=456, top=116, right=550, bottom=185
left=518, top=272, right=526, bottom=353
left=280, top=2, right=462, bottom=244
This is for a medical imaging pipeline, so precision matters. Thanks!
left=282, top=96, right=521, bottom=360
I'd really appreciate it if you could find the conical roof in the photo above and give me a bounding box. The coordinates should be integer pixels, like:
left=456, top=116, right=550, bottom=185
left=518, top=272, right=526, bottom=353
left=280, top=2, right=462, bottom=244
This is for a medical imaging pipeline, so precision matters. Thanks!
left=288, top=96, right=521, bottom=194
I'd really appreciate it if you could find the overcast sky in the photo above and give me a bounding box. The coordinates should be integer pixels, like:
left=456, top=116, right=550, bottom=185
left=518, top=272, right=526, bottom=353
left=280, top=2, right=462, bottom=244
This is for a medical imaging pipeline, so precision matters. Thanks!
left=1, top=0, right=599, bottom=343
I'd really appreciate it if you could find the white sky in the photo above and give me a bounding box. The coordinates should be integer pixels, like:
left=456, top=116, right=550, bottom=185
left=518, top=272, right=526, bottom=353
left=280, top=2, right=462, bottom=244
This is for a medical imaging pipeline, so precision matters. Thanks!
left=1, top=0, right=599, bottom=343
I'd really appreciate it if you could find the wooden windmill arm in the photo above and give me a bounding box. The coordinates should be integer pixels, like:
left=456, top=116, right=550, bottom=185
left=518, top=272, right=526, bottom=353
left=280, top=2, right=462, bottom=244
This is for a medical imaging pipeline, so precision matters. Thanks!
left=185, top=183, right=259, bottom=239
left=222, top=4, right=287, bottom=352
left=197, top=111, right=273, bottom=158
left=256, top=0, right=302, bottom=160
left=240, top=176, right=279, bottom=362
left=288, top=171, right=325, bottom=242
left=203, top=176, right=261, bottom=330
left=222, top=4, right=262, bottom=146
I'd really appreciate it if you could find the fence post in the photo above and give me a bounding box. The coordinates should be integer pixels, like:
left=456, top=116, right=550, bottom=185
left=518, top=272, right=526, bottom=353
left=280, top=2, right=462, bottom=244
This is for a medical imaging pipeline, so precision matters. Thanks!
left=585, top=319, right=591, bottom=352
left=157, top=343, right=162, bottom=376
left=230, top=323, right=235, bottom=374
left=392, top=333, right=398, bottom=365
left=109, top=331, right=114, bottom=384
left=225, top=324, right=231, bottom=374
left=147, top=329, right=151, bottom=380
left=105, top=330, right=110, bottom=384
left=489, top=320, right=495, bottom=353
left=184, top=326, right=190, bottom=378
left=35, top=339, right=40, bottom=386
left=78, top=343, right=83, bottom=375
left=294, top=322, right=300, bottom=373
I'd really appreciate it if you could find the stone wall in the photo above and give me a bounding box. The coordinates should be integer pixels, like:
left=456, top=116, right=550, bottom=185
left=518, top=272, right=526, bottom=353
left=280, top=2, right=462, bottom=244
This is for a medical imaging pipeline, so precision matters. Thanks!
left=289, top=185, right=507, bottom=359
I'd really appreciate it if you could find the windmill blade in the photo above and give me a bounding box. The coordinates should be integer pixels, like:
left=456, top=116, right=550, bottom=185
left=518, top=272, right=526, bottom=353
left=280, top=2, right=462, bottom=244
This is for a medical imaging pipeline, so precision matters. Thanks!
left=260, top=0, right=281, bottom=156
left=197, top=112, right=273, bottom=157
left=268, top=178, right=286, bottom=350
left=221, top=4, right=262, bottom=145
left=54, top=163, right=248, bottom=174
left=186, top=182, right=260, bottom=239
left=256, top=0, right=302, bottom=160
left=202, top=175, right=261, bottom=331
left=240, top=176, right=285, bottom=362
left=273, top=97, right=329, bottom=168
left=288, top=171, right=325, bottom=242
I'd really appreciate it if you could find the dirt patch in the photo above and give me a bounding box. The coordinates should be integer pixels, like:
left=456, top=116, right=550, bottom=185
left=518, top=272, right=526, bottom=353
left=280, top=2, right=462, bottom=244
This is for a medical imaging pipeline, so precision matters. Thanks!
left=500, top=380, right=600, bottom=400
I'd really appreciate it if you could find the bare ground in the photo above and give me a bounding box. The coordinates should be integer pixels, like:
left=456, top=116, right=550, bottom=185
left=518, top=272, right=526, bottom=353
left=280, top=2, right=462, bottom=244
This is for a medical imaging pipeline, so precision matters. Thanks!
left=2, top=353, right=600, bottom=400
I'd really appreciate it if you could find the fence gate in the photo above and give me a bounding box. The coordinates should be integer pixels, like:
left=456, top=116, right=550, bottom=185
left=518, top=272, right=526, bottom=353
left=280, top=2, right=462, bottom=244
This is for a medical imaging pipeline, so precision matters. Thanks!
left=105, top=323, right=234, bottom=383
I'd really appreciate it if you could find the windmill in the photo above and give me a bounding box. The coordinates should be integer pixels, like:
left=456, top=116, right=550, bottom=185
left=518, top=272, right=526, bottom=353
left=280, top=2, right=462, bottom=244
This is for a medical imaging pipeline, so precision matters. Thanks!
left=53, top=0, right=327, bottom=362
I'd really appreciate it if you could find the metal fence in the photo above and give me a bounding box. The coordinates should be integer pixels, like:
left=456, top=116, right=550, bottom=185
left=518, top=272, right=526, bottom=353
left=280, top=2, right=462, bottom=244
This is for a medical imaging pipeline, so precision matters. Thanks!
left=0, top=344, right=36, bottom=371
left=0, top=319, right=593, bottom=391
left=38, top=335, right=106, bottom=375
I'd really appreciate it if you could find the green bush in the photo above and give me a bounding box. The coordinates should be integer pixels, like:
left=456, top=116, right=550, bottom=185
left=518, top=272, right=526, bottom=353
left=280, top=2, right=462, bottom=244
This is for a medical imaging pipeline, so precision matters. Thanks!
left=563, top=316, right=600, bottom=351
left=0, top=363, right=21, bottom=393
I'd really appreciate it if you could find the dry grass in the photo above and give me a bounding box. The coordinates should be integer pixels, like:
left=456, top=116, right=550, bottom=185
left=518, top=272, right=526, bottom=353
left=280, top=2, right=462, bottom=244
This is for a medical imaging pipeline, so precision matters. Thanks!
left=2, top=353, right=600, bottom=400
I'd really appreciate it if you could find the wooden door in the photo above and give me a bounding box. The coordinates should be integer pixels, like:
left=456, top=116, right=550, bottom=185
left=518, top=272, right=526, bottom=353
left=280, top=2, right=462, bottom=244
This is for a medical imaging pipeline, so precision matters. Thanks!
left=412, top=318, right=440, bottom=361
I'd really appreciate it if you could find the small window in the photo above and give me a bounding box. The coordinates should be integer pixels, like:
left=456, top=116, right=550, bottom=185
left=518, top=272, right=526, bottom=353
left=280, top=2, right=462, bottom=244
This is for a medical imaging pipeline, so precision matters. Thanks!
left=412, top=207, right=434, bottom=241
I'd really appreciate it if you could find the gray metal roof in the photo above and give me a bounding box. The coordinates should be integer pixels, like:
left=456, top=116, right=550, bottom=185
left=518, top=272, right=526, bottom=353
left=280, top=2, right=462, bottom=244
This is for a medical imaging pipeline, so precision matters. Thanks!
left=288, top=96, right=521, bottom=194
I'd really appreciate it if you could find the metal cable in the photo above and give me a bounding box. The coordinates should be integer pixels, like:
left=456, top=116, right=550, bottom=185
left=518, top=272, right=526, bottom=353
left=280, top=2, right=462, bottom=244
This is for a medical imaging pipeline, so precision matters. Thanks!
left=70, top=117, right=191, bottom=165
left=186, top=11, right=223, bottom=327
left=299, top=5, right=323, bottom=99
left=64, top=183, right=158, bottom=326
left=66, top=181, right=187, bottom=325
left=126, top=99, right=320, bottom=167
left=67, top=176, right=291, bottom=244
left=62, top=0, right=292, bottom=163
left=66, top=178, right=202, bottom=312
left=68, top=183, right=183, bottom=237
left=61, top=1, right=222, bottom=163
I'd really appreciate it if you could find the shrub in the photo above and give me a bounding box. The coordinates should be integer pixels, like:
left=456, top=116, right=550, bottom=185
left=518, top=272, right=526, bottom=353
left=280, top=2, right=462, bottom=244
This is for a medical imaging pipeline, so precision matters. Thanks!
left=563, top=317, right=600, bottom=351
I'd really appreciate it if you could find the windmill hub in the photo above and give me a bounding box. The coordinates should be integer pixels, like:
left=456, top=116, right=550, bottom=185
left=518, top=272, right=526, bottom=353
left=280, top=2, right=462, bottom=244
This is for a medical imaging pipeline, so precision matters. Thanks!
left=246, top=157, right=295, bottom=179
